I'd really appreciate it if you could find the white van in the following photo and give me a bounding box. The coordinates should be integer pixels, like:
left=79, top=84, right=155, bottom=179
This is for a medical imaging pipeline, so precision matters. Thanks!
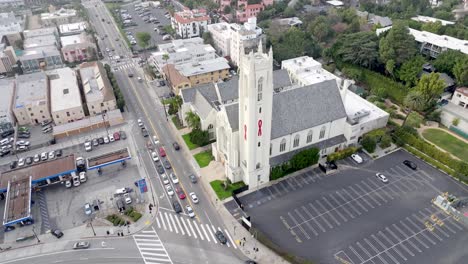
left=79, top=172, right=87, bottom=183
left=72, top=173, right=80, bottom=187
left=115, top=188, right=127, bottom=195
left=0, top=138, right=9, bottom=146
left=162, top=35, right=171, bottom=41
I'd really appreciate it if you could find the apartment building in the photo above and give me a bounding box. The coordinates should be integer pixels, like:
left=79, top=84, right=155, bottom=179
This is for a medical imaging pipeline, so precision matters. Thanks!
left=79, top=61, right=117, bottom=116
left=59, top=22, right=87, bottom=36
left=13, top=72, right=51, bottom=125
left=0, top=12, right=23, bottom=45
left=441, top=87, right=468, bottom=136
left=150, top=37, right=216, bottom=72
left=0, top=43, right=17, bottom=74
left=171, top=8, right=209, bottom=39
left=20, top=27, right=63, bottom=72
left=0, top=79, right=15, bottom=124
left=49, top=67, right=84, bottom=125
left=41, top=8, right=77, bottom=26
left=61, top=32, right=97, bottom=63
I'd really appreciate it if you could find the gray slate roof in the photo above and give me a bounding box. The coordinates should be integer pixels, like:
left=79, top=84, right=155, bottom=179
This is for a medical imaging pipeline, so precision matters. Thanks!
left=218, top=76, right=239, bottom=102
left=271, top=79, right=347, bottom=139
left=225, top=103, right=239, bottom=132
left=273, top=69, right=292, bottom=89
left=193, top=91, right=213, bottom=119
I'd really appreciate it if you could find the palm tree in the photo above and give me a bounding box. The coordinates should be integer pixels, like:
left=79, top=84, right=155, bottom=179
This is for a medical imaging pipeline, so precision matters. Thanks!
left=185, top=111, right=200, bottom=130
left=162, top=53, right=171, bottom=87
left=402, top=90, right=425, bottom=127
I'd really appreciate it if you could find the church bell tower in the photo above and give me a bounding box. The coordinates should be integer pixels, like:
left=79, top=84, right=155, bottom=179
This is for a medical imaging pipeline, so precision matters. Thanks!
left=238, top=42, right=273, bottom=188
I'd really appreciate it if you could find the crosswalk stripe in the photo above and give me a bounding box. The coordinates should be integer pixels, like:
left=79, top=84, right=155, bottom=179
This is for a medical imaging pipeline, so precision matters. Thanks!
left=224, top=229, right=237, bottom=249
left=193, top=221, right=204, bottom=240
left=159, top=213, right=167, bottom=231
left=140, top=247, right=164, bottom=251
left=186, top=218, right=196, bottom=239
left=181, top=217, right=191, bottom=237
left=164, top=212, right=172, bottom=232
left=199, top=223, right=209, bottom=242
left=175, top=215, right=185, bottom=235
left=156, top=217, right=161, bottom=229
left=138, top=242, right=162, bottom=247
left=169, top=213, right=179, bottom=234
left=141, top=252, right=168, bottom=257
left=206, top=224, right=217, bottom=243
left=144, top=256, right=172, bottom=262
left=133, top=227, right=173, bottom=264
left=141, top=230, right=156, bottom=234
left=135, top=235, right=159, bottom=238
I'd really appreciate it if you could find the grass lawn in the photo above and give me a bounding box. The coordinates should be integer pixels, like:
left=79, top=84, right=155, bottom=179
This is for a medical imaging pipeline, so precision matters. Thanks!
left=210, top=180, right=246, bottom=200
left=182, top=133, right=199, bottom=150
left=172, top=116, right=184, bottom=130
left=193, top=151, right=213, bottom=168
left=422, top=128, right=468, bottom=162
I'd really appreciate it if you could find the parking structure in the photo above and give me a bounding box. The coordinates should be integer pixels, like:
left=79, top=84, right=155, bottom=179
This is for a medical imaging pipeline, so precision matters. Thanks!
left=226, top=149, right=468, bottom=263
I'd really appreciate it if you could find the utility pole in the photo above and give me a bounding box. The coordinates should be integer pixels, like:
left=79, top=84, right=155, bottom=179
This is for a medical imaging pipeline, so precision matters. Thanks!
left=32, top=225, right=40, bottom=243
left=90, top=218, right=96, bottom=236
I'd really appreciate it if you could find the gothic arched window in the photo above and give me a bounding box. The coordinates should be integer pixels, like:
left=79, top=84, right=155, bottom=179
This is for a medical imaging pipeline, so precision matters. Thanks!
left=319, top=126, right=326, bottom=139
left=306, top=130, right=313, bottom=143
left=257, top=77, right=263, bottom=102
left=293, top=134, right=300, bottom=148
left=280, top=138, right=286, bottom=152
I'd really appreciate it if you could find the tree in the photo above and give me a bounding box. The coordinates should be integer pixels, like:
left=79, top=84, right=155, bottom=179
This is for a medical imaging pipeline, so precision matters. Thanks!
left=403, top=90, right=425, bottom=126
left=269, top=27, right=321, bottom=62
left=421, top=21, right=442, bottom=34
left=307, top=16, right=333, bottom=42
left=185, top=111, right=201, bottom=130
left=379, top=21, right=417, bottom=67
left=433, top=50, right=465, bottom=75
left=361, top=135, right=376, bottom=153
left=453, top=56, right=468, bottom=86
left=189, top=129, right=210, bottom=146
left=202, top=32, right=214, bottom=47
left=414, top=72, right=446, bottom=107
left=397, top=56, right=425, bottom=86
left=136, top=32, right=151, bottom=49
left=335, top=32, right=379, bottom=68
left=290, top=148, right=320, bottom=170
left=223, top=5, right=231, bottom=14
left=283, top=7, right=295, bottom=17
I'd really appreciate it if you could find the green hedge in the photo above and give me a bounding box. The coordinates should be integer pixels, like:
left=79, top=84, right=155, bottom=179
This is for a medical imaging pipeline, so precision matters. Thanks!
left=124, top=207, right=143, bottom=222
left=270, top=148, right=319, bottom=181
left=106, top=214, right=126, bottom=226
left=327, top=146, right=360, bottom=162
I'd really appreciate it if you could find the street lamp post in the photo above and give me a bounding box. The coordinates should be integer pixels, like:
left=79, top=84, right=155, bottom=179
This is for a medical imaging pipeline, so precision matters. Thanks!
left=90, top=218, right=96, bottom=236
left=32, top=225, right=40, bottom=243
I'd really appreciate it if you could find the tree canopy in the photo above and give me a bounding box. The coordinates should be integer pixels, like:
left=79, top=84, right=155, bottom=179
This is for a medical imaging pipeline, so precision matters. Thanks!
left=453, top=56, right=468, bottom=86
left=397, top=56, right=425, bottom=87
left=335, top=32, right=379, bottom=68
left=136, top=32, right=151, bottom=49
left=414, top=72, right=446, bottom=108
left=379, top=21, right=417, bottom=67
left=433, top=50, right=465, bottom=76
left=269, top=27, right=321, bottom=63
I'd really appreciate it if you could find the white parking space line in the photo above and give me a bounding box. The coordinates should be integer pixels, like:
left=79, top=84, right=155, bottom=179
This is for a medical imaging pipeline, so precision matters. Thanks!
left=385, top=227, right=415, bottom=256
left=294, top=208, right=318, bottom=237
left=175, top=216, right=185, bottom=236
left=305, top=171, right=316, bottom=183
left=285, top=178, right=297, bottom=191
left=316, top=199, right=340, bottom=226
left=288, top=211, right=311, bottom=239
left=417, top=211, right=448, bottom=239
left=225, top=229, right=237, bottom=249
left=355, top=184, right=381, bottom=206
left=405, top=218, right=435, bottom=246
left=357, top=241, right=373, bottom=258
left=378, top=231, right=407, bottom=261
left=291, top=176, right=303, bottom=188
left=342, top=188, right=369, bottom=212
left=391, top=180, right=410, bottom=193
left=326, top=195, right=350, bottom=221
left=335, top=191, right=362, bottom=216
left=298, top=174, right=310, bottom=185
left=418, top=170, right=434, bottom=180
left=372, top=234, right=401, bottom=264
left=349, top=245, right=365, bottom=262
left=278, top=181, right=290, bottom=193
left=199, top=222, right=208, bottom=241
left=399, top=220, right=429, bottom=249
left=267, top=186, right=277, bottom=199
left=156, top=217, right=161, bottom=229
left=445, top=218, right=463, bottom=231
left=301, top=205, right=326, bottom=233
left=271, top=184, right=282, bottom=196
left=169, top=214, right=179, bottom=234
left=362, top=181, right=387, bottom=203
left=309, top=202, right=333, bottom=229
left=392, top=224, right=422, bottom=252
left=164, top=213, right=172, bottom=232
left=364, top=238, right=389, bottom=264
left=367, top=179, right=394, bottom=201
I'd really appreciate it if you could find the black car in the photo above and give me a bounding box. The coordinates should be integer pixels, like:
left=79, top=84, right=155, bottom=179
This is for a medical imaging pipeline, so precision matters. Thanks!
left=326, top=160, right=338, bottom=170
left=142, top=127, right=149, bottom=137
left=159, top=80, right=165, bottom=86
left=51, top=229, right=64, bottom=238
left=188, top=174, right=197, bottom=183
left=403, top=160, right=417, bottom=170
left=172, top=201, right=182, bottom=213
left=98, top=137, right=105, bottom=144
left=245, top=261, right=257, bottom=264
left=55, top=149, right=63, bottom=157
left=10, top=160, right=17, bottom=169
left=164, top=160, right=172, bottom=169
left=0, top=149, right=10, bottom=157
left=120, top=131, right=127, bottom=140
left=173, top=142, right=180, bottom=150
left=215, top=231, right=227, bottom=244
left=18, top=133, right=30, bottom=139
left=92, top=138, right=99, bottom=146
left=25, top=156, right=33, bottom=165
left=156, top=164, right=164, bottom=174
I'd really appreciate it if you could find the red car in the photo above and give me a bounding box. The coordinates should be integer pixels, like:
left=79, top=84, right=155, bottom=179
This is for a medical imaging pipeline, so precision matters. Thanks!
left=113, top=132, right=120, bottom=140
left=176, top=187, right=185, bottom=199
left=159, top=147, right=166, bottom=157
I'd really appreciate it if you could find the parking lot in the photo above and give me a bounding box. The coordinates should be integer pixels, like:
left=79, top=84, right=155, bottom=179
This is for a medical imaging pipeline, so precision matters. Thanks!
left=226, top=149, right=468, bottom=263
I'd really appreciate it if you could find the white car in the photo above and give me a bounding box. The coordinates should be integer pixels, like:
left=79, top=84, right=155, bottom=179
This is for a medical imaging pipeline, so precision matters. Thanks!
left=151, top=152, right=159, bottom=162
left=16, top=140, right=30, bottom=146
left=137, top=119, right=143, bottom=127
left=84, top=141, right=92, bottom=152
left=40, top=152, right=48, bottom=161
left=115, top=188, right=127, bottom=195
left=108, top=134, right=115, bottom=142
left=351, top=154, right=363, bottom=164
left=18, top=158, right=25, bottom=167
left=33, top=154, right=40, bottom=163
left=103, top=136, right=109, bottom=144
left=376, top=173, right=389, bottom=183
left=124, top=193, right=132, bottom=204
left=170, top=173, right=178, bottom=184
left=189, top=192, right=199, bottom=204
left=161, top=174, right=169, bottom=185
left=73, top=176, right=81, bottom=187
left=65, top=180, right=72, bottom=188
left=153, top=136, right=159, bottom=145
left=186, top=205, right=195, bottom=218
left=79, top=172, right=87, bottom=183
left=84, top=203, right=92, bottom=215
left=48, top=151, right=55, bottom=159
left=165, top=184, right=174, bottom=196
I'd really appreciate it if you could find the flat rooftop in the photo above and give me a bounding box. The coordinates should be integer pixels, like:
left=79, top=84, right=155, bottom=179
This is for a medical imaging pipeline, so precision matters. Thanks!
left=0, top=155, right=76, bottom=192
left=86, top=148, right=131, bottom=169
left=282, top=56, right=338, bottom=86
left=14, top=72, right=48, bottom=109
left=49, top=67, right=82, bottom=112
left=344, top=90, right=389, bottom=125
left=178, top=57, right=230, bottom=77
left=0, top=79, right=15, bottom=120
left=3, top=177, right=31, bottom=226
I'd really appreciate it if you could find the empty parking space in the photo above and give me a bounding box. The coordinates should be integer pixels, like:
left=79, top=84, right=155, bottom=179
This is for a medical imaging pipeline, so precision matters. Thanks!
left=230, top=150, right=468, bottom=263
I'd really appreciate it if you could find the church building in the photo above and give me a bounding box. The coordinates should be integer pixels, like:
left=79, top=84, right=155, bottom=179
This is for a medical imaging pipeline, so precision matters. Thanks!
left=180, top=44, right=389, bottom=188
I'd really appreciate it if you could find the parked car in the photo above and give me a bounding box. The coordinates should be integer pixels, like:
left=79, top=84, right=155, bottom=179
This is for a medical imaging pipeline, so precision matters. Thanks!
left=159, top=147, right=166, bottom=157
left=375, top=173, right=389, bottom=183
left=9, top=160, right=17, bottom=169
left=16, top=140, right=30, bottom=146
left=159, top=80, right=165, bottom=86
left=170, top=173, right=178, bottom=184
left=189, top=192, right=199, bottom=204
left=124, top=193, right=132, bottom=204
left=25, top=156, right=33, bottom=165
left=18, top=158, right=25, bottom=167
left=120, top=131, right=127, bottom=140
left=84, top=141, right=92, bottom=152
left=73, top=241, right=90, bottom=249
left=56, top=149, right=63, bottom=157
left=186, top=205, right=195, bottom=218
left=40, top=152, right=48, bottom=161
left=65, top=180, right=72, bottom=188
left=92, top=138, right=99, bottom=146
left=176, top=187, right=186, bottom=199
left=48, top=151, right=55, bottom=159
left=16, top=145, right=28, bottom=152
left=156, top=164, right=164, bottom=174
left=215, top=231, right=227, bottom=244
left=51, top=229, right=64, bottom=238
left=141, top=127, right=149, bottom=137
left=164, top=160, right=172, bottom=169
left=113, top=132, right=120, bottom=141
left=151, top=152, right=159, bottom=162
left=79, top=172, right=87, bottom=183
left=403, top=160, right=417, bottom=170
left=98, top=137, right=105, bottom=144
left=103, top=136, right=110, bottom=144
left=18, top=133, right=30, bottom=139
left=138, top=119, right=144, bottom=127
left=33, top=154, right=40, bottom=163
left=161, top=174, right=169, bottom=184
left=173, top=201, right=182, bottom=213
left=165, top=184, right=174, bottom=196
left=173, top=142, right=180, bottom=150
left=351, top=154, right=363, bottom=164
left=153, top=136, right=159, bottom=145
left=108, top=133, right=115, bottom=142
left=84, top=203, right=92, bottom=215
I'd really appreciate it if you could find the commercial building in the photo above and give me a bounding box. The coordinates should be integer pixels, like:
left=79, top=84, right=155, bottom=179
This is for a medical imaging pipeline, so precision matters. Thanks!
left=150, top=37, right=216, bottom=72
left=0, top=43, right=17, bottom=74
left=0, top=12, right=23, bottom=45
left=171, top=8, right=209, bottom=39
left=163, top=57, right=230, bottom=93
left=181, top=48, right=388, bottom=188
left=60, top=33, right=97, bottom=63
left=441, top=87, right=468, bottom=136
left=49, top=67, right=84, bottom=125
left=0, top=0, right=24, bottom=8
left=40, top=8, right=77, bottom=26
left=0, top=79, right=15, bottom=124
left=79, top=61, right=117, bottom=116
left=20, top=27, right=63, bottom=72
left=13, top=72, right=51, bottom=125
left=59, top=22, right=87, bottom=36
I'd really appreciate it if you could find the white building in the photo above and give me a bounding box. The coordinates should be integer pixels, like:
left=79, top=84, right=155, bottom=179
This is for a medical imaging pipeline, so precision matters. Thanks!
left=0, top=79, right=15, bottom=124
left=411, top=16, right=455, bottom=26
left=59, top=22, right=87, bottom=36
left=181, top=49, right=388, bottom=188
left=171, top=8, right=210, bottom=39
left=13, top=72, right=51, bottom=125
left=0, top=0, right=24, bottom=8
left=441, top=87, right=468, bottom=135
left=207, top=17, right=263, bottom=66
left=0, top=43, right=17, bottom=74
left=49, top=68, right=84, bottom=125
left=0, top=12, right=23, bottom=44
left=150, top=37, right=216, bottom=72
left=41, top=8, right=77, bottom=26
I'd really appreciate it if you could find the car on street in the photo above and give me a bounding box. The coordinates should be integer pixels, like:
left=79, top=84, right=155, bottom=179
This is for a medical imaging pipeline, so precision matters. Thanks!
left=189, top=192, right=199, bottom=204
left=98, top=137, right=105, bottom=144
left=124, top=193, right=132, bottom=204
left=188, top=174, right=197, bottom=183
left=33, top=154, right=40, bottom=163
left=48, top=151, right=55, bottom=159
left=114, top=132, right=120, bottom=140
left=173, top=201, right=182, bottom=213
left=186, top=205, right=195, bottom=218
left=108, top=133, right=115, bottom=142
left=73, top=241, right=90, bottom=249
left=65, top=180, right=72, bottom=188
left=84, top=203, right=92, bottom=215
left=375, top=173, right=389, bottom=183
left=165, top=184, right=174, bottom=196
left=115, top=188, right=128, bottom=195
left=156, top=164, right=164, bottom=174
left=18, top=158, right=25, bottom=167
left=137, top=119, right=143, bottom=128
left=9, top=160, right=17, bottom=169
left=164, top=160, right=171, bottom=169
left=150, top=151, right=160, bottom=161
left=92, top=138, right=99, bottom=146
left=141, top=127, right=149, bottom=137
left=153, top=136, right=159, bottom=145
left=17, top=145, right=28, bottom=152
left=18, top=133, right=30, bottom=139
left=351, top=153, right=363, bottom=164
left=176, top=187, right=185, bottom=199
left=40, top=152, right=48, bottom=161
left=120, top=131, right=127, bottom=139
left=159, top=147, right=166, bottom=157
left=215, top=231, right=227, bottom=244
left=161, top=173, right=169, bottom=184
left=104, top=136, right=110, bottom=144
left=51, top=229, right=64, bottom=238
left=170, top=173, right=178, bottom=184
left=128, top=73, right=134, bottom=78
left=403, top=160, right=417, bottom=170
left=84, top=141, right=92, bottom=152
left=172, top=142, right=180, bottom=150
